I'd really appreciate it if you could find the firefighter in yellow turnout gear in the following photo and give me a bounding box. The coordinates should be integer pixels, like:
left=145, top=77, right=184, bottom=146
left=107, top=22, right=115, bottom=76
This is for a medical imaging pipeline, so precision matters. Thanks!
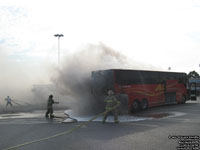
left=102, top=90, right=120, bottom=123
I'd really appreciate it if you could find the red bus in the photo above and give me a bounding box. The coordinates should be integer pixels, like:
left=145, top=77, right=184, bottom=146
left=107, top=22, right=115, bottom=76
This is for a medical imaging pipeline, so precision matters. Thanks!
left=91, top=69, right=192, bottom=114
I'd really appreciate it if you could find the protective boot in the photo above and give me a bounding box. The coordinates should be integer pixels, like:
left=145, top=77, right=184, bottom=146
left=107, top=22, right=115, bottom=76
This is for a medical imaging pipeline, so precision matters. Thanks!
left=50, top=115, right=54, bottom=119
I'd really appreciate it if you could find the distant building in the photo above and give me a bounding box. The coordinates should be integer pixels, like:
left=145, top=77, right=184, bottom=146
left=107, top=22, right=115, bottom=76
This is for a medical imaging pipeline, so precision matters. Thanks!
left=189, top=78, right=200, bottom=96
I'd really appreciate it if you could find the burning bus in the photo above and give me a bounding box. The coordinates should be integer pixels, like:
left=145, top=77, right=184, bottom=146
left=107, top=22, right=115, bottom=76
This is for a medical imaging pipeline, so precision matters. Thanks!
left=91, top=69, right=195, bottom=114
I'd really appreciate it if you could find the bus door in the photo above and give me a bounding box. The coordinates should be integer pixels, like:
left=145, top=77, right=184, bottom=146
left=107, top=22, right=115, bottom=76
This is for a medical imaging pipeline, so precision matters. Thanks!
left=190, top=83, right=197, bottom=101
left=162, top=80, right=170, bottom=104
left=157, top=80, right=165, bottom=103
left=164, top=80, right=176, bottom=104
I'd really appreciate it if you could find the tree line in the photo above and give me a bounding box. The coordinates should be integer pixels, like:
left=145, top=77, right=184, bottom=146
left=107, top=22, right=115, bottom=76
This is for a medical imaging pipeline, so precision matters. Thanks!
left=187, top=70, right=200, bottom=78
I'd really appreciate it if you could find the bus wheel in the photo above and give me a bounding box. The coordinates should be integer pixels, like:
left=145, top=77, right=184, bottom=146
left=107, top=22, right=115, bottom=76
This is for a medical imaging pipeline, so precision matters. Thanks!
left=132, top=100, right=140, bottom=113
left=141, top=99, right=148, bottom=110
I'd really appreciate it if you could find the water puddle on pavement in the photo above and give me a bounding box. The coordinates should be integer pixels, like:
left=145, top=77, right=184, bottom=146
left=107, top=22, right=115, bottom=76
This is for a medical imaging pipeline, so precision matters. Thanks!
left=72, top=115, right=153, bottom=122
left=63, top=110, right=151, bottom=122
left=66, top=110, right=186, bottom=123
left=0, top=110, right=186, bottom=124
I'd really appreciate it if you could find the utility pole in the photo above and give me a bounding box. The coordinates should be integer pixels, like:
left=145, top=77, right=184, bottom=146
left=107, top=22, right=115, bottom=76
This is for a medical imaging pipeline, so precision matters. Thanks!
left=199, top=64, right=200, bottom=75
left=54, top=34, right=64, bottom=66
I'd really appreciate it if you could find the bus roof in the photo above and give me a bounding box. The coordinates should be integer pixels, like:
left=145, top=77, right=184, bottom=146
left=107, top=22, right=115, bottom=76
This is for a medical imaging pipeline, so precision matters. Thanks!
left=93, top=69, right=187, bottom=75
left=92, top=69, right=188, bottom=85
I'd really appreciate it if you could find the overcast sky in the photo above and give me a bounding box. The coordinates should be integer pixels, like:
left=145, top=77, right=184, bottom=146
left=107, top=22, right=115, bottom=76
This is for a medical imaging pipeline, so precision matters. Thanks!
left=1, top=0, right=200, bottom=78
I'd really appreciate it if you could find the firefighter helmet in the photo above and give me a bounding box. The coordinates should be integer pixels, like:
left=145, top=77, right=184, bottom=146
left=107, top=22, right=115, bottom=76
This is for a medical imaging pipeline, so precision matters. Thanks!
left=108, top=90, right=114, bottom=95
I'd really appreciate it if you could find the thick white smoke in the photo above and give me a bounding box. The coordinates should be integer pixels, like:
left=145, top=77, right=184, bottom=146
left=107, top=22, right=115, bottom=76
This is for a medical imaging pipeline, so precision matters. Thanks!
left=52, top=43, right=161, bottom=115
left=0, top=46, right=51, bottom=113
left=0, top=43, right=160, bottom=114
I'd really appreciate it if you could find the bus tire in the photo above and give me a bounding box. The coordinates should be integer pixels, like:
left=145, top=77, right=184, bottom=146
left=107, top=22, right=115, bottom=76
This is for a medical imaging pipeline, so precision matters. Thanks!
left=132, top=100, right=140, bottom=113
left=141, top=99, right=148, bottom=110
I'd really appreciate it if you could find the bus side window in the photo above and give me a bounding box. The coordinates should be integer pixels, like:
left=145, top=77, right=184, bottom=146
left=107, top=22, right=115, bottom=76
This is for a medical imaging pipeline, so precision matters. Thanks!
left=179, top=78, right=183, bottom=83
left=156, top=79, right=162, bottom=84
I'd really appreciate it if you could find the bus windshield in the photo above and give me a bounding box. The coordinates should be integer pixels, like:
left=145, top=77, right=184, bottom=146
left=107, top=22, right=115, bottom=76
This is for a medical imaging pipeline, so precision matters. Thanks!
left=91, top=70, right=114, bottom=96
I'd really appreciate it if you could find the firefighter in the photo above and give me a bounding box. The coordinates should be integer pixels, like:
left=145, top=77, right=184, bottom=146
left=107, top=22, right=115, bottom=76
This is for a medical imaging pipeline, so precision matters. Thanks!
left=45, top=95, right=59, bottom=119
left=102, top=90, right=120, bottom=123
left=5, top=96, right=13, bottom=107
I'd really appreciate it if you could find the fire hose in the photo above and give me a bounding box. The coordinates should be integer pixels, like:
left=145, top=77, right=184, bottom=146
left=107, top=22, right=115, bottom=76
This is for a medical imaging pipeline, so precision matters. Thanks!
left=11, top=101, right=23, bottom=106
left=3, top=103, right=120, bottom=150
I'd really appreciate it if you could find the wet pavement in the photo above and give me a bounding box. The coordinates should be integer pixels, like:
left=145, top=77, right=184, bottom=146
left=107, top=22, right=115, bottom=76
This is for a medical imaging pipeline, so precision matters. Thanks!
left=0, top=108, right=186, bottom=124
left=0, top=100, right=200, bottom=150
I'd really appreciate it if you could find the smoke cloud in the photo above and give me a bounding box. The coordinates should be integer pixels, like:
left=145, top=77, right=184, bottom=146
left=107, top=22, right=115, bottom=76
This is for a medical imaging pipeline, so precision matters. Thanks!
left=52, top=43, right=160, bottom=115
left=0, top=43, right=160, bottom=115
left=0, top=46, right=51, bottom=113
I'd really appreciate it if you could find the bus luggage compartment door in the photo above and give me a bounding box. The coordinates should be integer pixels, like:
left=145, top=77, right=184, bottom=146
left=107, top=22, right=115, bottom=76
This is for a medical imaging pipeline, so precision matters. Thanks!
left=190, top=83, right=197, bottom=101
left=165, top=92, right=177, bottom=104
left=115, top=94, right=129, bottom=115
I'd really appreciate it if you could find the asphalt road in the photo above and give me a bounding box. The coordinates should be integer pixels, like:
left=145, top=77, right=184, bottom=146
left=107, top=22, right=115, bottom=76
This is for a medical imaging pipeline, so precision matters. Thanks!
left=0, top=99, right=200, bottom=150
